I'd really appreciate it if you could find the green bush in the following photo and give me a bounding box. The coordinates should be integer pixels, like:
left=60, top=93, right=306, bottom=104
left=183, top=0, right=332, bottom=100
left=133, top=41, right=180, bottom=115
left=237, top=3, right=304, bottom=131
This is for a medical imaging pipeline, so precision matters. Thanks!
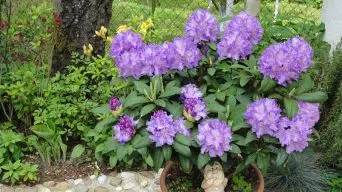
left=314, top=40, right=342, bottom=169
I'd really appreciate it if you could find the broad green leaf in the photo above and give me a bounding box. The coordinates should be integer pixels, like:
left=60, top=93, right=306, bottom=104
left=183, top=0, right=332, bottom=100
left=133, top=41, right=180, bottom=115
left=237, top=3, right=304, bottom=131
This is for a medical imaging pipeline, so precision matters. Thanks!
left=140, top=104, right=156, bottom=117
left=244, top=131, right=256, bottom=145
left=109, top=155, right=118, bottom=168
left=124, top=94, right=149, bottom=108
left=227, top=96, right=236, bottom=108
left=206, top=101, right=226, bottom=113
left=153, top=148, right=164, bottom=170
left=71, top=144, right=85, bottom=159
left=236, top=95, right=250, bottom=105
left=154, top=99, right=166, bottom=107
left=165, top=101, right=182, bottom=118
left=134, top=81, right=150, bottom=95
left=91, top=104, right=111, bottom=114
left=159, top=87, right=181, bottom=98
left=296, top=74, right=314, bottom=94
left=240, top=75, right=251, bottom=87
left=257, top=153, right=270, bottom=175
left=258, top=77, right=276, bottom=93
left=175, top=134, right=191, bottom=146
left=132, top=134, right=151, bottom=149
left=208, top=68, right=216, bottom=76
left=231, top=144, right=241, bottom=154
left=276, top=149, right=288, bottom=166
left=103, top=138, right=119, bottom=153
left=95, top=116, right=116, bottom=132
left=145, top=154, right=154, bottom=167
left=284, top=98, right=298, bottom=119
left=179, top=155, right=191, bottom=172
left=296, top=91, right=328, bottom=103
left=198, top=153, right=210, bottom=169
left=245, top=153, right=257, bottom=165
left=173, top=142, right=191, bottom=157
left=31, top=124, right=54, bottom=139
left=220, top=153, right=227, bottom=162
left=117, top=145, right=128, bottom=161
left=162, top=146, right=172, bottom=161
left=215, top=92, right=226, bottom=102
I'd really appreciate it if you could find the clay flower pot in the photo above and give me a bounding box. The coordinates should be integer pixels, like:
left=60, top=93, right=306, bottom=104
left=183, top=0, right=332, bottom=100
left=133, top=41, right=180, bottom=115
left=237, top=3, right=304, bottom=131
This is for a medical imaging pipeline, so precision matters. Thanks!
left=160, top=161, right=265, bottom=192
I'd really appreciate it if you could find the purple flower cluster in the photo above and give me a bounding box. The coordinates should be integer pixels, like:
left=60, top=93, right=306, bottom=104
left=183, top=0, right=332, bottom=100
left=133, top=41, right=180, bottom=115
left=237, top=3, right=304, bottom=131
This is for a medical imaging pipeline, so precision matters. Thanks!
left=109, top=97, right=121, bottom=111
left=181, top=84, right=207, bottom=121
left=259, top=37, right=313, bottom=85
left=113, top=115, right=136, bottom=143
left=181, top=84, right=203, bottom=100
left=245, top=99, right=320, bottom=153
left=197, top=119, right=232, bottom=157
left=110, top=30, right=145, bottom=59
left=218, top=12, right=263, bottom=60
left=185, top=9, right=219, bottom=44
left=276, top=101, right=319, bottom=153
left=110, top=31, right=201, bottom=79
left=147, top=110, right=190, bottom=147
left=244, top=98, right=282, bottom=138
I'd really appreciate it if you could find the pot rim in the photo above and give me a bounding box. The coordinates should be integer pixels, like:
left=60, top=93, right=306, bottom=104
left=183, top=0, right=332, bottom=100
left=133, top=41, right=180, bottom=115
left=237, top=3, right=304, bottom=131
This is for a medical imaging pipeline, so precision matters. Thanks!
left=159, top=161, right=264, bottom=192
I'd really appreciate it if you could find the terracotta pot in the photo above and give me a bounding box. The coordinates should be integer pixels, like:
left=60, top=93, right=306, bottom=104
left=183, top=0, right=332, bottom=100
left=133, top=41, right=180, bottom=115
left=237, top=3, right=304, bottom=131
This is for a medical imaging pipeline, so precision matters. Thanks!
left=160, top=161, right=264, bottom=192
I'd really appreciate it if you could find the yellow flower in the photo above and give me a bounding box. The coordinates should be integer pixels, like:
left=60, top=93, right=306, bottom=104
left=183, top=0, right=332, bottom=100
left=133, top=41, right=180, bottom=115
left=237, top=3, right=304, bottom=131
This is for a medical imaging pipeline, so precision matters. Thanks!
left=83, top=44, right=93, bottom=56
left=139, top=18, right=153, bottom=34
left=117, top=25, right=129, bottom=34
left=95, top=26, right=108, bottom=39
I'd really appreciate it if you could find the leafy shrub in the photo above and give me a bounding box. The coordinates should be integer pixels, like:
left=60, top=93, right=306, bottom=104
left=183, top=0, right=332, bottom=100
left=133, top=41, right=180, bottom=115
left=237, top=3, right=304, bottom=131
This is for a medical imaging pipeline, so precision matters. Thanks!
left=232, top=173, right=252, bottom=192
left=93, top=10, right=327, bottom=175
left=0, top=123, right=39, bottom=184
left=313, top=40, right=342, bottom=169
left=0, top=160, right=38, bottom=184
left=265, top=151, right=332, bottom=192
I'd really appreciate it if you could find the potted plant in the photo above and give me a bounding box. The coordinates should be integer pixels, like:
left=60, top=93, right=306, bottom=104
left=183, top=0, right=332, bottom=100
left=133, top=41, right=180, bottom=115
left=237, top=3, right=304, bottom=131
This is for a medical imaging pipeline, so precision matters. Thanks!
left=92, top=9, right=327, bottom=192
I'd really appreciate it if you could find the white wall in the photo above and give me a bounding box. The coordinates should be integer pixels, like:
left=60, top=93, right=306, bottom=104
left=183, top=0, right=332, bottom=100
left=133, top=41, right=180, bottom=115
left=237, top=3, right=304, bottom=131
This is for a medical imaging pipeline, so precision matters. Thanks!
left=322, top=0, right=342, bottom=49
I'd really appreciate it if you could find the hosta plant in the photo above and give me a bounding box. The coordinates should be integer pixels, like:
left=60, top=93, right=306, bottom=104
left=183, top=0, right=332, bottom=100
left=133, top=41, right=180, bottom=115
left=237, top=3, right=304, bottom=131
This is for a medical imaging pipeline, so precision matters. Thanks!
left=92, top=10, right=327, bottom=174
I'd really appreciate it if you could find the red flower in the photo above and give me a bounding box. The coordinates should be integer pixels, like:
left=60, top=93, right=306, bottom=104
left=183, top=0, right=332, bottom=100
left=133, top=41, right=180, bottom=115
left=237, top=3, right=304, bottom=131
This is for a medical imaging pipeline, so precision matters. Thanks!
left=53, top=12, right=62, bottom=25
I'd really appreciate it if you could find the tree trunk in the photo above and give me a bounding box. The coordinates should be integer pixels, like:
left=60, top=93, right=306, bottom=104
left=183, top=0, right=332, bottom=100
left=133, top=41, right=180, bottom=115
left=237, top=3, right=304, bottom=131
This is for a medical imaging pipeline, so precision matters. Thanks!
left=51, top=0, right=113, bottom=74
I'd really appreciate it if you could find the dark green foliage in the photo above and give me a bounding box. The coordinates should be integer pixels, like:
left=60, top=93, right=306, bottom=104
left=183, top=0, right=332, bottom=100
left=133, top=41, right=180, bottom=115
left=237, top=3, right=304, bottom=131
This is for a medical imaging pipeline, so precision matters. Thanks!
left=265, top=151, right=332, bottom=192
left=317, top=84, right=342, bottom=169
left=314, top=40, right=342, bottom=169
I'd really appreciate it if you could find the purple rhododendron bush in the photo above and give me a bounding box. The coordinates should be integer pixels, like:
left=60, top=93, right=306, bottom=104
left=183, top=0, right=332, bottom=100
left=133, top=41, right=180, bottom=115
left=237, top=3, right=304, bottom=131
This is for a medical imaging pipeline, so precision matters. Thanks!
left=93, top=9, right=328, bottom=174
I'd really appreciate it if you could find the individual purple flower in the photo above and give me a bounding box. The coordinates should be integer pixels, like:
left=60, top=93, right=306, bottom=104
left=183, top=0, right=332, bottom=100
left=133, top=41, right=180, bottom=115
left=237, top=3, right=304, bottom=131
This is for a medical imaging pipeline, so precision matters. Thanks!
left=185, top=9, right=219, bottom=44
left=244, top=98, right=282, bottom=138
left=174, top=118, right=192, bottom=139
left=197, top=119, right=233, bottom=157
left=109, top=97, right=121, bottom=111
left=217, top=32, right=254, bottom=60
left=259, top=37, right=313, bottom=85
left=277, top=117, right=312, bottom=153
left=224, top=12, right=263, bottom=45
left=146, top=110, right=177, bottom=147
left=162, top=41, right=185, bottom=71
left=173, top=37, right=202, bottom=69
left=285, top=37, right=313, bottom=72
left=181, top=84, right=203, bottom=100
left=183, top=98, right=207, bottom=121
left=110, top=30, right=145, bottom=59
left=141, top=44, right=169, bottom=76
left=116, top=50, right=146, bottom=79
left=113, top=115, right=136, bottom=143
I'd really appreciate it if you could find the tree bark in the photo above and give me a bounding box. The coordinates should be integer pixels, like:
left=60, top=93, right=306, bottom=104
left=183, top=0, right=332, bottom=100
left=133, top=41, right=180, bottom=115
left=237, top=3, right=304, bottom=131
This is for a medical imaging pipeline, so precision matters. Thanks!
left=51, top=0, right=113, bottom=74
